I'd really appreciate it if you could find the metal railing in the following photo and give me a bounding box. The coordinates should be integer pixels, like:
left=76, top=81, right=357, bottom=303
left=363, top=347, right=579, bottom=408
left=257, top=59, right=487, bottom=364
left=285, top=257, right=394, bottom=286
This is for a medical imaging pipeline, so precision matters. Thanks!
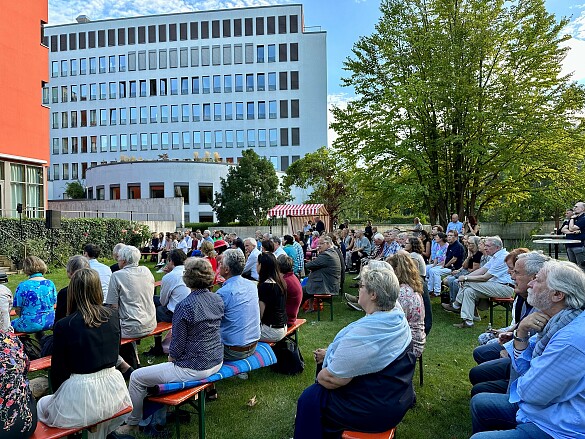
left=60, top=210, right=175, bottom=222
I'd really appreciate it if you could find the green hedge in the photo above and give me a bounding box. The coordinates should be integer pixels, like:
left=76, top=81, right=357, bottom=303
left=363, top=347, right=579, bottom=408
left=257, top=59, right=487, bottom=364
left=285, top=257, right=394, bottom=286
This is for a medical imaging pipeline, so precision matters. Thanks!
left=0, top=217, right=150, bottom=266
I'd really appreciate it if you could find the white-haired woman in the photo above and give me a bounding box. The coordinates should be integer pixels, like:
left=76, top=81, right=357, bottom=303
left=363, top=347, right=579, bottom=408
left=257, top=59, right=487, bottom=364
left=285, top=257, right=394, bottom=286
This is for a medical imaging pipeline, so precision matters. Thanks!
left=294, top=264, right=416, bottom=438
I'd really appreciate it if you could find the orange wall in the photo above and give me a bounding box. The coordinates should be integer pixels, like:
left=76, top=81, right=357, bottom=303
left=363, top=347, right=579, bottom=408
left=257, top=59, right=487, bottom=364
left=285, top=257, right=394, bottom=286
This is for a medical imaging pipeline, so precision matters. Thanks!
left=0, top=2, right=49, bottom=163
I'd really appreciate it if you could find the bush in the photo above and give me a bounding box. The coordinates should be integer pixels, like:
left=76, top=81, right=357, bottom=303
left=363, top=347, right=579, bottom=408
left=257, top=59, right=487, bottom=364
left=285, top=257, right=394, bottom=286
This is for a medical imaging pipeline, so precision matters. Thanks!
left=0, top=217, right=150, bottom=266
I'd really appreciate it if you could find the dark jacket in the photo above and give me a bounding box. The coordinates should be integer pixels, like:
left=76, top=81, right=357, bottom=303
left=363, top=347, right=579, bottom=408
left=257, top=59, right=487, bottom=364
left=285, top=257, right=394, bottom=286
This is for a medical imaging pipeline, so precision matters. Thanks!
left=305, top=248, right=341, bottom=295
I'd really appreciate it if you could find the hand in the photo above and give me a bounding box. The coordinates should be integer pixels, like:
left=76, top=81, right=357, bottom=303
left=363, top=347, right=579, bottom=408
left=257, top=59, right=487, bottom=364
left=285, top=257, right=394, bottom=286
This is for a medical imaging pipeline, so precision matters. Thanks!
left=517, top=312, right=550, bottom=338
left=500, top=349, right=510, bottom=359
left=458, top=275, right=466, bottom=282
left=168, top=356, right=175, bottom=362
left=498, top=331, right=513, bottom=344
left=313, top=348, right=326, bottom=365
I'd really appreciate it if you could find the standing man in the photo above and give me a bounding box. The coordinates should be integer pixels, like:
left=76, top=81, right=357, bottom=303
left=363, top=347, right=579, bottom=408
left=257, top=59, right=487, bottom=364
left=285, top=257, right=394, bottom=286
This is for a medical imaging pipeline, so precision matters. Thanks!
left=562, top=201, right=585, bottom=267
left=446, top=214, right=464, bottom=234
left=83, top=243, right=112, bottom=301
left=426, top=231, right=465, bottom=296
left=314, top=216, right=326, bottom=235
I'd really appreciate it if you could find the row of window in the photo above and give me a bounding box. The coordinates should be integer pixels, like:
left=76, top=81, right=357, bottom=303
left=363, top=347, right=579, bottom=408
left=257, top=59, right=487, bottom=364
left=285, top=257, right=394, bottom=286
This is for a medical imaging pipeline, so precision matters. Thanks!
left=51, top=128, right=301, bottom=156
left=48, top=14, right=300, bottom=52
left=49, top=43, right=299, bottom=78
left=50, top=99, right=299, bottom=129
left=45, top=72, right=299, bottom=105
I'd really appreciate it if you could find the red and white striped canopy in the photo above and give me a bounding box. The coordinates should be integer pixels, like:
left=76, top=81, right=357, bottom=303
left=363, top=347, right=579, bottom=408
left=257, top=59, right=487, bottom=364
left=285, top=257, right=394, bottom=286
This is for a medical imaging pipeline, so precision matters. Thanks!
left=268, top=204, right=327, bottom=217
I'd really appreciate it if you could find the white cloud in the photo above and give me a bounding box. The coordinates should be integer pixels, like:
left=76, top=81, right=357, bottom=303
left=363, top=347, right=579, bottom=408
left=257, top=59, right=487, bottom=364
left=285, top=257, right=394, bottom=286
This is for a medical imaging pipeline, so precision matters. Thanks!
left=562, top=9, right=585, bottom=83
left=327, top=93, right=354, bottom=148
left=49, top=0, right=289, bottom=25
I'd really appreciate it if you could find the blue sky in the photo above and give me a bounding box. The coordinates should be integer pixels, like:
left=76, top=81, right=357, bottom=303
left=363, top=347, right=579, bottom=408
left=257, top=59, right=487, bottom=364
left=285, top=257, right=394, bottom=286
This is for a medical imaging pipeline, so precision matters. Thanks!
left=48, top=0, right=585, bottom=143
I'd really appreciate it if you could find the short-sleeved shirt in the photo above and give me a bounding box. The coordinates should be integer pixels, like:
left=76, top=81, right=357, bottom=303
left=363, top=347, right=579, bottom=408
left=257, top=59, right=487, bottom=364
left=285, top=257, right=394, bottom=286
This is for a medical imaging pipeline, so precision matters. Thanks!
left=484, top=248, right=513, bottom=284
left=170, top=289, right=224, bottom=370
left=446, top=221, right=463, bottom=234
left=106, top=264, right=156, bottom=338
left=258, top=281, right=287, bottom=327
left=566, top=214, right=585, bottom=247
left=12, top=278, right=58, bottom=332
left=445, top=240, right=465, bottom=270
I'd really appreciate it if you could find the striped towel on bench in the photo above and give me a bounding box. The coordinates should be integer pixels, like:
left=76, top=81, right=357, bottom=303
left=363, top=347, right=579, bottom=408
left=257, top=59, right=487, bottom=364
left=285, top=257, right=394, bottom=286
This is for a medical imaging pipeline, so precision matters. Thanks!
left=147, top=342, right=277, bottom=395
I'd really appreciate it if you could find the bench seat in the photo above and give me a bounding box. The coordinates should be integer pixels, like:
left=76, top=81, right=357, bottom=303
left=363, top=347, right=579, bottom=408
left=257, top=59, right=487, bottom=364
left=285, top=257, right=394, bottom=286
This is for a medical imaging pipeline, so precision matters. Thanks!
left=120, top=321, right=172, bottom=345
left=342, top=427, right=396, bottom=439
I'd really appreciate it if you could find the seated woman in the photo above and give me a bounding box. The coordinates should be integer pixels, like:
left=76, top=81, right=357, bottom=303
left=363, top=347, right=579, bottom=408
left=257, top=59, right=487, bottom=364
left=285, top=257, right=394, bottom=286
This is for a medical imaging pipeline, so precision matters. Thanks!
left=387, top=253, right=426, bottom=358
left=277, top=254, right=303, bottom=326
left=1, top=282, right=12, bottom=331
left=37, top=268, right=131, bottom=438
left=200, top=240, right=218, bottom=271
left=117, top=258, right=224, bottom=436
left=306, top=231, right=320, bottom=258
left=294, top=263, right=416, bottom=439
left=257, top=253, right=287, bottom=342
left=11, top=256, right=58, bottom=333
left=443, top=235, right=483, bottom=303
left=1, top=330, right=37, bottom=438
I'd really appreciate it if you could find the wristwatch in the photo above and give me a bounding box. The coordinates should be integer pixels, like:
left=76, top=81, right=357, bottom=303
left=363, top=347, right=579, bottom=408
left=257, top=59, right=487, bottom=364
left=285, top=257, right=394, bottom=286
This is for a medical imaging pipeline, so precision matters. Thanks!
left=513, top=330, right=530, bottom=343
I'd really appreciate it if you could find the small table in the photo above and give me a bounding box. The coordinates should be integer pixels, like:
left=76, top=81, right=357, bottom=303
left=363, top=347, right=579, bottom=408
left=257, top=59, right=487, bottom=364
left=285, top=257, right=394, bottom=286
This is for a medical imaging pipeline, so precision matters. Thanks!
left=533, top=238, right=581, bottom=259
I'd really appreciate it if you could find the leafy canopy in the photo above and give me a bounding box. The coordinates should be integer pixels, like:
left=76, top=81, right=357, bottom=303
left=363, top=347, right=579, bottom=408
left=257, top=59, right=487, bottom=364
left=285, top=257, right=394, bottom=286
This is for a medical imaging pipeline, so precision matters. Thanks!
left=212, top=149, right=288, bottom=225
left=331, top=0, right=585, bottom=226
left=65, top=180, right=85, bottom=199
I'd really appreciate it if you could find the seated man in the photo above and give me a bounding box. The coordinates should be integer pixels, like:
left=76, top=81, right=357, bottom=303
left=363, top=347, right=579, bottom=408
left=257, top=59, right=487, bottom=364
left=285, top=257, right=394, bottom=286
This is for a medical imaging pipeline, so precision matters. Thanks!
left=216, top=249, right=261, bottom=360
left=349, top=230, right=371, bottom=272
left=303, top=236, right=342, bottom=310
left=110, top=242, right=125, bottom=273
left=443, top=236, right=514, bottom=329
left=242, top=237, right=261, bottom=281
left=147, top=249, right=191, bottom=355
left=470, top=260, right=585, bottom=438
left=83, top=243, right=112, bottom=301
left=426, top=230, right=465, bottom=296
left=469, top=250, right=547, bottom=396
left=106, top=245, right=156, bottom=374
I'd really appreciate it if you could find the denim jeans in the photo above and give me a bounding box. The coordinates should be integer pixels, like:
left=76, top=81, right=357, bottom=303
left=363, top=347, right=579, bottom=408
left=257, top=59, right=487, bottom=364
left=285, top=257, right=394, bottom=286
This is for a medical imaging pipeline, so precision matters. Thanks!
left=471, top=423, right=553, bottom=439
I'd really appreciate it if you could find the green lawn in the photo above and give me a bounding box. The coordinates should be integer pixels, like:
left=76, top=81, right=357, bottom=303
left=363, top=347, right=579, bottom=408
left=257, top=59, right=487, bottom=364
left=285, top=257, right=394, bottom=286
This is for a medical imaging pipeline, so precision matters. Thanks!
left=6, top=261, right=510, bottom=439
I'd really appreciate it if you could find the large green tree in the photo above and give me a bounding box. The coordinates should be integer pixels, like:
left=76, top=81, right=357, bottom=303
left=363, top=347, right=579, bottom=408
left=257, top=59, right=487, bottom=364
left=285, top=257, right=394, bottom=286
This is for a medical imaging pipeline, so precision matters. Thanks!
left=331, top=0, right=585, bottom=227
left=212, top=149, right=288, bottom=225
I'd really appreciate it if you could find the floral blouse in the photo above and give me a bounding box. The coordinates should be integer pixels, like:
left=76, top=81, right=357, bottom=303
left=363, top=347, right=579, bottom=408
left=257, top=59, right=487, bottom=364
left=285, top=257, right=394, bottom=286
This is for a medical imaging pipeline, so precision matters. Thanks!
left=0, top=331, right=34, bottom=435
left=397, top=284, right=426, bottom=358
left=12, top=278, right=58, bottom=332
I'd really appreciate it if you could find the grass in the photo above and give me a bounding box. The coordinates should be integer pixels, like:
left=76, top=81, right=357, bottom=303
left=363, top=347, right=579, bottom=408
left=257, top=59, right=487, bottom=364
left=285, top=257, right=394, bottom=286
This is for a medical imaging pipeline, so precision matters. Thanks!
left=6, top=261, right=512, bottom=439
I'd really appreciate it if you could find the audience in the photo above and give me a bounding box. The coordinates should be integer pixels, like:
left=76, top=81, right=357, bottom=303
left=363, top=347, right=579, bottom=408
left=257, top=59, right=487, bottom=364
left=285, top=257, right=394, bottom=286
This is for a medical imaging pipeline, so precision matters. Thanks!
left=277, top=255, right=303, bottom=326
left=38, top=268, right=131, bottom=438
left=110, top=243, right=125, bottom=273
left=242, top=237, right=261, bottom=281
left=83, top=244, right=112, bottom=301
left=283, top=234, right=305, bottom=277
left=426, top=230, right=465, bottom=296
left=257, top=253, right=288, bottom=342
left=303, top=236, right=342, bottom=311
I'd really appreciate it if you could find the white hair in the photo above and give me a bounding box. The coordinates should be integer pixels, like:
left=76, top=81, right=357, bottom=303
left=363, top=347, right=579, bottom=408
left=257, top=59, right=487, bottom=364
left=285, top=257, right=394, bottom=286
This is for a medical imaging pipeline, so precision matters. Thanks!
left=118, top=245, right=141, bottom=265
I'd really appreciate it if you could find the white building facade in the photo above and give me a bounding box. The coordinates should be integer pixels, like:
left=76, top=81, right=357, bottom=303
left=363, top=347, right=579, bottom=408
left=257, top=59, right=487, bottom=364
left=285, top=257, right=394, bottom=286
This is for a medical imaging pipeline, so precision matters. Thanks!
left=44, top=4, right=327, bottom=207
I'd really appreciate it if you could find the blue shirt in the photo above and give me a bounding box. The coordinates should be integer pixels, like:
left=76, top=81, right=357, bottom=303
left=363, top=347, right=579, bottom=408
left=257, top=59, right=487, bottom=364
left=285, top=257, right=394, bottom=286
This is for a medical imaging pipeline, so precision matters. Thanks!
left=216, top=276, right=261, bottom=347
left=170, top=289, right=224, bottom=370
left=446, top=221, right=463, bottom=234
left=12, top=278, right=58, bottom=332
left=505, top=312, right=585, bottom=438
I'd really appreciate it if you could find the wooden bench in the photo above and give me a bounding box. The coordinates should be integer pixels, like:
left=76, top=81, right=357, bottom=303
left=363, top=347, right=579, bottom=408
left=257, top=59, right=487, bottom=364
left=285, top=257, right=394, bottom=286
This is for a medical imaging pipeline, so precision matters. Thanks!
left=120, top=321, right=173, bottom=345
left=147, top=383, right=210, bottom=439
left=314, top=294, right=334, bottom=321
left=29, top=355, right=52, bottom=372
left=268, top=318, right=307, bottom=347
left=342, top=427, right=396, bottom=439
left=31, top=405, right=132, bottom=439
left=489, top=297, right=514, bottom=327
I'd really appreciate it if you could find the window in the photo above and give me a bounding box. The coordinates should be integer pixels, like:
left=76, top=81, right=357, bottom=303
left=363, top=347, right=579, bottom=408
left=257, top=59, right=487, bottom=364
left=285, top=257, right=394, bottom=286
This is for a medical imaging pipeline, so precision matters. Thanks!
left=190, top=47, right=198, bottom=66
left=214, top=103, right=221, bottom=121
left=61, top=86, right=68, bottom=102
left=130, top=107, right=137, bottom=124
left=257, top=73, right=265, bottom=91
left=279, top=43, right=287, bottom=62
left=118, top=28, right=125, bottom=45
left=190, top=22, right=198, bottom=39
left=182, top=104, right=190, bottom=122
left=51, top=87, right=58, bottom=103
left=268, top=44, right=276, bottom=62
left=99, top=83, right=106, bottom=99
left=199, top=185, right=213, bottom=204
left=290, top=15, right=299, bottom=33
left=100, top=109, right=107, bottom=126
left=72, top=163, right=79, bottom=179
left=280, top=100, right=288, bottom=118
left=119, top=81, right=126, bottom=98
left=89, top=57, right=96, bottom=74
left=234, top=19, right=242, bottom=36
left=290, top=43, right=299, bottom=61
left=247, top=129, right=255, bottom=147
left=159, top=49, right=167, bottom=68
left=291, top=71, right=299, bottom=90
left=280, top=128, right=288, bottom=146
left=246, top=74, right=254, bottom=92
left=129, top=80, right=136, bottom=97
left=223, top=19, right=231, bottom=37
left=201, top=47, right=210, bottom=66
left=109, top=55, right=116, bottom=72
left=109, top=82, right=116, bottom=98
left=212, top=45, right=220, bottom=65
left=269, top=128, right=277, bottom=146
left=213, top=75, right=221, bottom=93
left=90, top=136, right=97, bottom=153
left=71, top=111, right=77, bottom=127
left=130, top=133, right=138, bottom=150
left=236, top=102, right=243, bottom=120
left=70, top=59, right=78, bottom=76
left=268, top=16, right=275, bottom=34
left=80, top=110, right=87, bottom=127
left=202, top=76, right=210, bottom=94
left=99, top=56, right=106, bottom=73
left=223, top=45, right=232, bottom=64
left=80, top=58, right=87, bottom=74
left=204, top=131, right=211, bottom=148
left=245, top=43, right=254, bottom=63
left=120, top=108, right=127, bottom=125
left=60, top=60, right=68, bottom=76
left=234, top=44, right=242, bottom=64
left=181, top=77, right=189, bottom=94
left=182, top=131, right=191, bottom=148
left=128, top=52, right=136, bottom=70
left=279, top=72, right=288, bottom=90
left=100, top=135, right=107, bottom=152
left=118, top=134, right=126, bottom=151
left=90, top=83, right=97, bottom=100
left=225, top=102, right=233, bottom=120
left=148, top=25, right=156, bottom=43
left=203, top=103, right=211, bottom=121
left=52, top=138, right=59, bottom=154
left=81, top=136, right=88, bottom=153
left=128, top=185, right=141, bottom=199
left=128, top=27, right=136, bottom=44
left=245, top=18, right=253, bottom=36
left=224, top=75, right=232, bottom=93
left=51, top=61, right=58, bottom=77
left=111, top=185, right=121, bottom=200
left=119, top=54, right=126, bottom=72
left=161, top=105, right=169, bottom=123
left=89, top=110, right=97, bottom=126
left=71, top=85, right=78, bottom=101
left=171, top=105, right=179, bottom=122
left=150, top=106, right=158, bottom=123
left=140, top=106, right=147, bottom=124
left=151, top=133, right=159, bottom=149
left=51, top=112, right=58, bottom=129
left=292, top=127, right=300, bottom=145
left=235, top=74, right=243, bottom=92
left=201, top=21, right=209, bottom=39
left=236, top=130, right=244, bottom=147
left=215, top=130, right=223, bottom=147
left=170, top=78, right=178, bottom=95
left=110, top=108, right=117, bottom=125
left=258, top=129, right=266, bottom=147
left=269, top=100, right=277, bottom=119
left=140, top=80, right=147, bottom=97
left=160, top=78, right=167, bottom=95
left=53, top=164, right=60, bottom=180
left=108, top=29, right=116, bottom=46
left=62, top=137, right=69, bottom=154
left=61, top=111, right=68, bottom=128
left=226, top=130, right=234, bottom=148
left=192, top=76, right=200, bottom=94
left=194, top=131, right=201, bottom=148
left=192, top=104, right=200, bottom=121
left=150, top=184, right=165, bottom=198
left=141, top=133, right=148, bottom=150
left=278, top=15, right=287, bottom=34
left=150, top=79, right=157, bottom=96
left=149, top=50, right=157, bottom=69
left=258, top=101, right=266, bottom=119
left=291, top=99, right=300, bottom=118
left=257, top=45, right=265, bottom=63
left=71, top=137, right=79, bottom=153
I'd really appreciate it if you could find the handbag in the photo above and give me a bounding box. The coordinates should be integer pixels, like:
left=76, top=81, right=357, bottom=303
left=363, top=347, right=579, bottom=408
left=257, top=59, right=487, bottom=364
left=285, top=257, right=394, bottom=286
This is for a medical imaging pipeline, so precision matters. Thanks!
left=271, top=338, right=305, bottom=375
